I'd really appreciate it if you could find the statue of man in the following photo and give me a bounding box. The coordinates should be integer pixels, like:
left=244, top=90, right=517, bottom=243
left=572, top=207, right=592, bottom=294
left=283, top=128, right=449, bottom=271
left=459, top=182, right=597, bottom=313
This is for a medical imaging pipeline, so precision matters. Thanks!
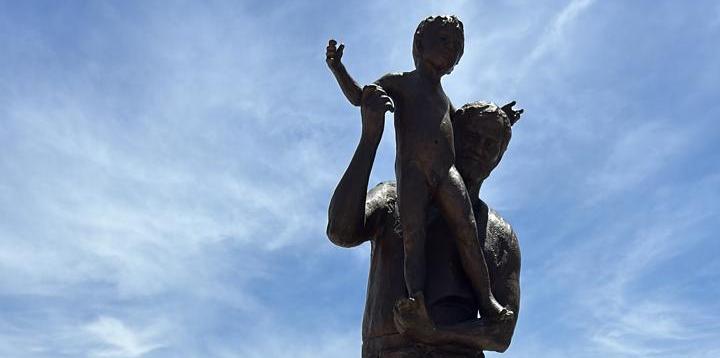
left=327, top=85, right=523, bottom=357
left=327, top=15, right=512, bottom=322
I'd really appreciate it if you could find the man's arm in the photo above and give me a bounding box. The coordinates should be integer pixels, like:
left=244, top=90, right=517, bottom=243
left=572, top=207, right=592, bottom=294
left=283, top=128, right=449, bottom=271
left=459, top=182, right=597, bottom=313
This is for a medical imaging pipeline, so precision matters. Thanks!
left=432, top=316, right=516, bottom=353
left=396, top=229, right=521, bottom=352
left=326, top=39, right=363, bottom=106
left=437, top=228, right=521, bottom=352
left=327, top=85, right=394, bottom=247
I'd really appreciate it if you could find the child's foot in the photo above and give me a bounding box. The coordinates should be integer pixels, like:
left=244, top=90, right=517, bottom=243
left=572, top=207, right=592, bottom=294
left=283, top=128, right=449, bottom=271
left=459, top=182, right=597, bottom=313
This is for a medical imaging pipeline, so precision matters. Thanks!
left=393, top=292, right=436, bottom=342
left=482, top=297, right=514, bottom=321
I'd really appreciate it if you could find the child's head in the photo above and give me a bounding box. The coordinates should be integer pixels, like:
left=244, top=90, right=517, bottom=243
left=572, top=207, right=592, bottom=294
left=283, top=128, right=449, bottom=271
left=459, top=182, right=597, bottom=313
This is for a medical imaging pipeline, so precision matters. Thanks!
left=412, top=16, right=465, bottom=75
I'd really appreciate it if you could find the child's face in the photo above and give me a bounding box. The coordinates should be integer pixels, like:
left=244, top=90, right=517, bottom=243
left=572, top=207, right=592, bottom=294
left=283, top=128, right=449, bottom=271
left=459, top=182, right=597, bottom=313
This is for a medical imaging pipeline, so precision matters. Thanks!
left=420, top=23, right=463, bottom=74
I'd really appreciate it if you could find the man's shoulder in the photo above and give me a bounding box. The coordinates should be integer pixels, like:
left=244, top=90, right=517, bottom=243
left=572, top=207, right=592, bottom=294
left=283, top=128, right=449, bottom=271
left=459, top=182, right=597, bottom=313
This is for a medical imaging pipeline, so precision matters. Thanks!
left=366, top=181, right=399, bottom=227
left=486, top=206, right=519, bottom=252
left=484, top=205, right=521, bottom=278
left=368, top=181, right=397, bottom=200
left=488, top=208, right=514, bottom=238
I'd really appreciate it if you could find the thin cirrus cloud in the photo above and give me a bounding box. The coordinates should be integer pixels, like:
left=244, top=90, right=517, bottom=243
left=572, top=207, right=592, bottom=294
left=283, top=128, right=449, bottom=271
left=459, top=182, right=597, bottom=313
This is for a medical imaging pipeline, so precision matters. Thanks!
left=0, top=1, right=718, bottom=357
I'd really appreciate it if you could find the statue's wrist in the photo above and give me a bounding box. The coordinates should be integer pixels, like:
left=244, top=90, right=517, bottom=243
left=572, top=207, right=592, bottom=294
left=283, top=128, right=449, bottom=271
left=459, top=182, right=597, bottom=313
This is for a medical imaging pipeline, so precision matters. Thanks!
left=360, top=130, right=382, bottom=145
left=329, top=62, right=344, bottom=73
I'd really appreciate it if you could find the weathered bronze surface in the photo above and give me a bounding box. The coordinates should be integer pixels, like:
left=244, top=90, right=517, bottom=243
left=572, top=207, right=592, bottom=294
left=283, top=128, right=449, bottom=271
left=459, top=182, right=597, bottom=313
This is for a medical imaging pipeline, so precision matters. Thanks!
left=326, top=16, right=524, bottom=357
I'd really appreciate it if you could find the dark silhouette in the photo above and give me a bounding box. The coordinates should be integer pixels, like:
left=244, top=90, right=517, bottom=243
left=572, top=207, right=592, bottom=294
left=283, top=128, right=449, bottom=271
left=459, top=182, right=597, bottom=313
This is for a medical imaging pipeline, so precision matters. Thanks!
left=327, top=15, right=512, bottom=328
left=326, top=95, right=523, bottom=356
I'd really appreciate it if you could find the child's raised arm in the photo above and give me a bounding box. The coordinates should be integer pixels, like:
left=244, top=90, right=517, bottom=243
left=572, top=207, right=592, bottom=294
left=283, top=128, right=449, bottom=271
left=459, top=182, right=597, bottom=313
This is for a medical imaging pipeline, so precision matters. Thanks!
left=326, top=39, right=363, bottom=106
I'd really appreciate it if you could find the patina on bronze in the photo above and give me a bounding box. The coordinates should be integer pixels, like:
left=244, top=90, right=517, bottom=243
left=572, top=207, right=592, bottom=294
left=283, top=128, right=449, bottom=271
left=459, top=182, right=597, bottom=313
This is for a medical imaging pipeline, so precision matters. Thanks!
left=326, top=16, right=523, bottom=357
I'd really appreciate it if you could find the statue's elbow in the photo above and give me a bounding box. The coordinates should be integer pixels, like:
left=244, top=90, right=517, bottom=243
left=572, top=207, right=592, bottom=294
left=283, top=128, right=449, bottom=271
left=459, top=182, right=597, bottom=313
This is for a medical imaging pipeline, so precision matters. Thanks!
left=326, top=222, right=361, bottom=248
left=484, top=336, right=511, bottom=353
left=326, top=223, right=344, bottom=246
left=350, top=96, right=362, bottom=107
left=497, top=322, right=519, bottom=352
left=496, top=337, right=512, bottom=353
left=484, top=323, right=515, bottom=353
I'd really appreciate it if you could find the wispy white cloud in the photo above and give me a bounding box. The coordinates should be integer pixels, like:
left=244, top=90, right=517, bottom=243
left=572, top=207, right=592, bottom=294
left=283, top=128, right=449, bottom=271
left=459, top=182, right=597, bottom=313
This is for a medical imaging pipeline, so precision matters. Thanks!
left=516, top=0, right=595, bottom=82
left=84, top=316, right=166, bottom=358
left=230, top=326, right=361, bottom=358
left=1, top=1, right=718, bottom=357
left=0, top=3, right=343, bottom=356
left=526, top=171, right=720, bottom=356
left=585, top=121, right=693, bottom=203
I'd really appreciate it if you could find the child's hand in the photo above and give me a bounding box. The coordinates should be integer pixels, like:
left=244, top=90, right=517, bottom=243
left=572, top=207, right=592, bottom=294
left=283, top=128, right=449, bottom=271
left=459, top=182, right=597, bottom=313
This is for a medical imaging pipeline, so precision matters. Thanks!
left=326, top=39, right=345, bottom=70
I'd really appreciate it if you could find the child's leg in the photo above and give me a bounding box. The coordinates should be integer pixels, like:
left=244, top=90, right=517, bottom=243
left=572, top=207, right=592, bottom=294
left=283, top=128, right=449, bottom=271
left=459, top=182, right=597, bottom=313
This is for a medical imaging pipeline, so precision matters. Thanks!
left=434, top=166, right=512, bottom=319
left=397, top=167, right=431, bottom=299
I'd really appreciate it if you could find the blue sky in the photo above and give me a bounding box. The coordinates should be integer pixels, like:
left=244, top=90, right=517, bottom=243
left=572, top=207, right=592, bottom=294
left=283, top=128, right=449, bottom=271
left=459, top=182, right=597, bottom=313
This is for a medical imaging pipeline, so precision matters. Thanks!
left=1, top=0, right=719, bottom=357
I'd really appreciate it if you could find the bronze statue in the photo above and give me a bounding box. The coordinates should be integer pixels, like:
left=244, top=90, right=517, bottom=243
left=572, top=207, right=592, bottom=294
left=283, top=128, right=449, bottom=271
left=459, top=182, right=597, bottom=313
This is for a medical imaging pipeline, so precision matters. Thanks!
left=326, top=16, right=523, bottom=357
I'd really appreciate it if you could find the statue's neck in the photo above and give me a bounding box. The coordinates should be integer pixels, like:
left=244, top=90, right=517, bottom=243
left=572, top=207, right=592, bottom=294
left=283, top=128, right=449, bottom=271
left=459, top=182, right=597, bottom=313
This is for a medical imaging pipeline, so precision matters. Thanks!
left=467, top=180, right=484, bottom=207
left=416, top=62, right=442, bottom=84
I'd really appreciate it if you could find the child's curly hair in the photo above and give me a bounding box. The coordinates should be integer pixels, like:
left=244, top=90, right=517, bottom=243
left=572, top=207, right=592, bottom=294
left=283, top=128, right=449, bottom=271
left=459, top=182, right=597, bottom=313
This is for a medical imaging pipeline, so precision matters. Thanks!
left=412, top=15, right=465, bottom=71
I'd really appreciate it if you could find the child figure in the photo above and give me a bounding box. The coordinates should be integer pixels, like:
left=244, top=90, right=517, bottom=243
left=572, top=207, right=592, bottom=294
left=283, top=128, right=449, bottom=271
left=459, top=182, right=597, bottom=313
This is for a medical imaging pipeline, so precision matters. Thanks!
left=327, top=16, right=513, bottom=321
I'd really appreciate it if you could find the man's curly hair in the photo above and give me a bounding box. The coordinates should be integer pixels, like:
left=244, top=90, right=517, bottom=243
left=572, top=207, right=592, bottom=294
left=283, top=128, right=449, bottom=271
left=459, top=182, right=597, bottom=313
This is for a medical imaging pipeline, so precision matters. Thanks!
left=454, top=101, right=514, bottom=167
left=412, top=15, right=465, bottom=72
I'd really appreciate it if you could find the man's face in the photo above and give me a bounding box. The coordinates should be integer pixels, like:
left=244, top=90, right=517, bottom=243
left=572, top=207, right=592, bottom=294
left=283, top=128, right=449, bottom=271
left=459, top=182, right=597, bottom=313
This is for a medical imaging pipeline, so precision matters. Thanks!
left=454, top=118, right=507, bottom=184
left=420, top=23, right=463, bottom=74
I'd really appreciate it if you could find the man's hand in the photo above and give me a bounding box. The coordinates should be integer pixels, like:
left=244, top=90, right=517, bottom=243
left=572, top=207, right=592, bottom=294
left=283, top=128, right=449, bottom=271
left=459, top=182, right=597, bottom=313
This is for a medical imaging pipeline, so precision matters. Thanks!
left=501, top=100, right=524, bottom=125
left=360, top=84, right=393, bottom=140
left=326, top=39, right=345, bottom=70
left=393, top=297, right=438, bottom=344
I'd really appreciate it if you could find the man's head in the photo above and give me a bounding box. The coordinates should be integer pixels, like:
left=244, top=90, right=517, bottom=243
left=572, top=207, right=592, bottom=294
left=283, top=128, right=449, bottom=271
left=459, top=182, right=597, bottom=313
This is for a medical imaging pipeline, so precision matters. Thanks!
left=412, top=16, right=465, bottom=75
left=453, top=101, right=514, bottom=185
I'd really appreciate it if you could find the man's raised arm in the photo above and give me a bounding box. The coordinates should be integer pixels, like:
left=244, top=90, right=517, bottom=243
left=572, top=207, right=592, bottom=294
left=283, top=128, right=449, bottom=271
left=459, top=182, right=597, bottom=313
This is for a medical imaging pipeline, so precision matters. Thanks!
left=327, top=85, right=394, bottom=247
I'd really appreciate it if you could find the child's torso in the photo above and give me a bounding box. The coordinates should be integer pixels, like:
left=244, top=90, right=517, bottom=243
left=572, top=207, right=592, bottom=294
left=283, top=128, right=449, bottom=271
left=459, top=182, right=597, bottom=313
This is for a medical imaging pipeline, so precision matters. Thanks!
left=389, top=72, right=455, bottom=182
